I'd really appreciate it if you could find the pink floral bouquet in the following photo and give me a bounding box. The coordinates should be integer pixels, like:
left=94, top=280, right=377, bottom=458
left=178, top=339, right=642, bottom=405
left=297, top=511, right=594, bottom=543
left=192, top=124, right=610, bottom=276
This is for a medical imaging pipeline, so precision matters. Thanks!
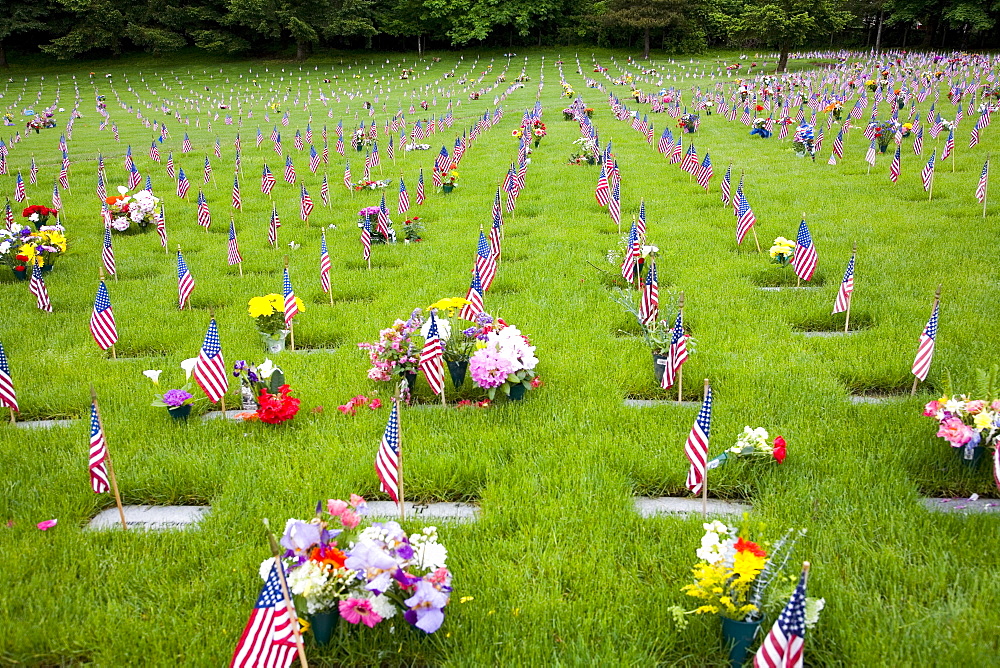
left=469, top=317, right=541, bottom=399
left=358, top=309, right=423, bottom=383
left=924, top=392, right=1000, bottom=485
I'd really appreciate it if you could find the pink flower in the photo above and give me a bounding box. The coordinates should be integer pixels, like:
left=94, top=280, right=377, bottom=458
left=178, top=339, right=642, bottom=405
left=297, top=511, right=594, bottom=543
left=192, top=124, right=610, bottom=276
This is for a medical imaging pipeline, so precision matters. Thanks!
left=965, top=400, right=986, bottom=415
left=339, top=598, right=382, bottom=627
left=349, top=493, right=365, bottom=507
left=992, top=400, right=1000, bottom=412
left=327, top=499, right=348, bottom=516
left=37, top=519, right=58, bottom=531
left=456, top=400, right=472, bottom=409
left=337, top=404, right=356, bottom=416
left=530, top=376, right=543, bottom=389
left=937, top=417, right=974, bottom=446
left=923, top=400, right=942, bottom=417
left=368, top=398, right=382, bottom=410
left=340, top=510, right=360, bottom=529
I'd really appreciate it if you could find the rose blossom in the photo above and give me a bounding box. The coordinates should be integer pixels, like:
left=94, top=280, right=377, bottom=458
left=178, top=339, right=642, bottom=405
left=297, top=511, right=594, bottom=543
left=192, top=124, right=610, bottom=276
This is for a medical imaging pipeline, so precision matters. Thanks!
left=937, top=417, right=974, bottom=446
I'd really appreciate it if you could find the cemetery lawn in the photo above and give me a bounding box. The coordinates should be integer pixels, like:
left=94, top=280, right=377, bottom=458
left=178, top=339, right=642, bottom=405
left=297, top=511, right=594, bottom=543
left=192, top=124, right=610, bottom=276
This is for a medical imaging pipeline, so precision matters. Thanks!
left=1, top=48, right=998, bottom=666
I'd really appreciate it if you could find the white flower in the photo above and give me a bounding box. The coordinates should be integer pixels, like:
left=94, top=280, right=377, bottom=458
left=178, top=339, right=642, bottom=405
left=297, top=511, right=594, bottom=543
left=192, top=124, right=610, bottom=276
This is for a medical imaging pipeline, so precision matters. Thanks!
left=143, top=370, right=163, bottom=385
left=365, top=593, right=397, bottom=619
left=259, top=557, right=277, bottom=581
left=0, top=241, right=10, bottom=254
left=116, top=185, right=129, bottom=195
left=257, top=358, right=278, bottom=379
left=28, top=213, right=39, bottom=222
left=180, top=357, right=199, bottom=380
left=945, top=398, right=965, bottom=415
left=804, top=597, right=825, bottom=628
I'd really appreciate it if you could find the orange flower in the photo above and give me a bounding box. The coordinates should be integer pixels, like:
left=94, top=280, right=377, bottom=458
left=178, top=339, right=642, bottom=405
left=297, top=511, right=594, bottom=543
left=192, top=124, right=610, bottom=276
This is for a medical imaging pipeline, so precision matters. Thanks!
left=310, top=544, right=346, bottom=569
left=734, top=537, right=766, bottom=558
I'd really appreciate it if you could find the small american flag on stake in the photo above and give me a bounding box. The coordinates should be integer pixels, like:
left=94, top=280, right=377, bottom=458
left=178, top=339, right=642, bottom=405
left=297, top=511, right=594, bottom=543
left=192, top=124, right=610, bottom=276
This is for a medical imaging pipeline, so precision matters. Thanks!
left=88, top=401, right=111, bottom=494
left=791, top=219, right=818, bottom=282
left=832, top=246, right=856, bottom=316
left=0, top=341, right=19, bottom=415
left=419, top=311, right=446, bottom=400
left=29, top=265, right=52, bottom=312
left=228, top=218, right=243, bottom=267
left=459, top=270, right=484, bottom=321
left=684, top=381, right=712, bottom=497
left=102, top=226, right=116, bottom=277
left=229, top=560, right=301, bottom=668
left=376, top=399, right=401, bottom=503
left=638, top=260, right=659, bottom=326
left=90, top=279, right=118, bottom=351
left=177, top=248, right=195, bottom=309
left=911, top=288, right=941, bottom=386
left=754, top=565, right=809, bottom=668
left=197, top=190, right=211, bottom=229
left=193, top=316, right=229, bottom=405
left=319, top=230, right=331, bottom=297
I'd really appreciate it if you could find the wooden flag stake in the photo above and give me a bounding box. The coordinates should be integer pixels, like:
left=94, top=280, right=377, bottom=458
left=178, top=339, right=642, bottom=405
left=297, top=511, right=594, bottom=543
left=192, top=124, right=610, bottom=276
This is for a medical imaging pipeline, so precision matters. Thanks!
left=90, top=385, right=127, bottom=531
left=677, top=292, right=685, bottom=403
left=844, top=242, right=856, bottom=333
left=701, top=378, right=710, bottom=519
left=284, top=257, right=295, bottom=351
left=395, top=393, right=406, bottom=523
left=911, top=285, right=942, bottom=396
left=751, top=226, right=762, bottom=254
left=262, top=518, right=309, bottom=668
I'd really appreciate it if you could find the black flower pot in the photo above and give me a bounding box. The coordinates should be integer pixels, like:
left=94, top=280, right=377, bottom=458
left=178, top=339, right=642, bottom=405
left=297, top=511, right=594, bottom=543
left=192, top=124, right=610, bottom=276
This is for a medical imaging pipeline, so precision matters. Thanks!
left=447, top=361, right=468, bottom=389
left=653, top=353, right=670, bottom=385
left=508, top=383, right=527, bottom=401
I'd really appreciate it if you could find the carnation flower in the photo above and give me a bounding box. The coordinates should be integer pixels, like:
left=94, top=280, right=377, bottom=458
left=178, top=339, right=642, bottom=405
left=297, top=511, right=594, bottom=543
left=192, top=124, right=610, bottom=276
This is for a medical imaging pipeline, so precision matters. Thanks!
left=161, top=389, right=192, bottom=407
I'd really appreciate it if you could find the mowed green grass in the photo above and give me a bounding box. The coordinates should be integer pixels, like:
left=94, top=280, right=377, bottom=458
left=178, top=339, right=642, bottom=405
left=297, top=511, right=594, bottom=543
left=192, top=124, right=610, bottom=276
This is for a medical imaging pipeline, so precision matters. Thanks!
left=0, top=48, right=999, bottom=666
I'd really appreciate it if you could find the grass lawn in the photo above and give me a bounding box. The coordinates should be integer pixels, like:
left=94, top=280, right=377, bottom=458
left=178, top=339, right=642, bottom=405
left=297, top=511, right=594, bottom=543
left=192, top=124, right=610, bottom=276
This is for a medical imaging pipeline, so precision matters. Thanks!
left=0, top=47, right=998, bottom=666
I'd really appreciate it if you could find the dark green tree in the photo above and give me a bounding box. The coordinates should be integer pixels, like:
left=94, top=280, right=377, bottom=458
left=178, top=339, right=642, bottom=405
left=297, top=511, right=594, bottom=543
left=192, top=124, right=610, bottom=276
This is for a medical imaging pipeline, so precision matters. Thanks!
left=0, top=5, right=48, bottom=67
left=727, top=0, right=852, bottom=71
left=600, top=0, right=687, bottom=59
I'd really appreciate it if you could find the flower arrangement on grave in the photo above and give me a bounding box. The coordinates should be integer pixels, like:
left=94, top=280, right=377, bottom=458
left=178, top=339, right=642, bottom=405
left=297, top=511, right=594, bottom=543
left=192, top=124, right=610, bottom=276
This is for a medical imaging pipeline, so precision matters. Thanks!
left=337, top=394, right=382, bottom=415
left=750, top=118, right=771, bottom=138
left=865, top=79, right=877, bottom=91
left=232, top=358, right=286, bottom=411
left=144, top=364, right=204, bottom=419
left=358, top=309, right=424, bottom=383
left=707, top=427, right=787, bottom=471
left=105, top=187, right=160, bottom=231
left=402, top=216, right=423, bottom=242
left=678, top=113, right=698, bottom=133
left=351, top=128, right=370, bottom=151
left=520, top=119, right=546, bottom=148
left=792, top=123, right=815, bottom=158
left=22, top=205, right=58, bottom=230
left=352, top=178, right=391, bottom=191
left=264, top=499, right=452, bottom=636
left=823, top=101, right=843, bottom=121
left=0, top=223, right=66, bottom=272
left=568, top=137, right=599, bottom=165
left=248, top=293, right=304, bottom=352
left=669, top=522, right=815, bottom=624
left=562, top=82, right=575, bottom=99
left=869, top=120, right=899, bottom=152
left=769, top=237, right=795, bottom=266
left=923, top=371, right=1000, bottom=477
left=404, top=143, right=430, bottom=151
left=467, top=316, right=540, bottom=399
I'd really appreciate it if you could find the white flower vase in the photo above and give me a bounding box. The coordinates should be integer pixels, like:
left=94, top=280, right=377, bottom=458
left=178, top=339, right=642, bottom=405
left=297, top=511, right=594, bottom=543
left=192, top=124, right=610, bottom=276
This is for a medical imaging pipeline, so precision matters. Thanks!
left=240, top=386, right=258, bottom=411
left=259, top=330, right=290, bottom=354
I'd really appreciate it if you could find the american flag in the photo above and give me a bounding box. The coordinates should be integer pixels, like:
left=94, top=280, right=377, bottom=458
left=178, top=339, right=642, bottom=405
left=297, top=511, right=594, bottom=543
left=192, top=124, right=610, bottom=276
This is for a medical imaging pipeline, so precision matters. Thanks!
left=90, top=280, right=118, bottom=350
left=29, top=265, right=52, bottom=312
left=865, top=140, right=877, bottom=166
left=177, top=168, right=191, bottom=199
left=177, top=250, right=194, bottom=308
left=149, top=142, right=160, bottom=162
left=419, top=312, right=445, bottom=396
left=492, top=188, right=504, bottom=229
left=371, top=140, right=380, bottom=167
left=204, top=155, right=213, bottom=183
left=261, top=164, right=276, bottom=195
left=256, top=127, right=264, bottom=148
left=166, top=153, right=175, bottom=179
left=976, top=158, right=990, bottom=204
left=638, top=260, right=659, bottom=326
left=489, top=211, right=503, bottom=262
left=684, top=385, right=712, bottom=495
left=228, top=219, right=243, bottom=265
left=309, top=145, right=320, bottom=173
left=921, top=150, right=936, bottom=191
left=322, top=141, right=329, bottom=164
left=14, top=172, right=25, bottom=202
left=833, top=251, right=855, bottom=315
left=319, top=230, right=331, bottom=293
left=680, top=144, right=699, bottom=173
left=268, top=206, right=280, bottom=247
left=398, top=177, right=410, bottom=215
left=229, top=561, right=299, bottom=668
left=182, top=133, right=192, bottom=152
left=791, top=220, right=818, bottom=282
left=636, top=199, right=647, bottom=239
left=720, top=164, right=732, bottom=205
left=741, top=105, right=752, bottom=125
left=29, top=157, right=37, bottom=184
left=102, top=226, right=116, bottom=276
left=299, top=184, right=314, bottom=222
left=669, top=136, right=683, bottom=164
left=697, top=153, right=713, bottom=190
left=305, top=124, right=312, bottom=143
left=282, top=267, right=298, bottom=326
left=294, top=129, right=303, bottom=151
left=387, top=135, right=396, bottom=161
left=361, top=216, right=371, bottom=262
left=912, top=299, right=940, bottom=382
left=416, top=169, right=425, bottom=204
left=124, top=145, right=134, bottom=171
left=735, top=187, right=756, bottom=245
left=669, top=309, right=689, bottom=379
left=942, top=129, right=954, bottom=161
left=832, top=128, right=844, bottom=159
left=232, top=174, right=242, bottom=210
left=754, top=570, right=808, bottom=668
left=127, top=165, right=141, bottom=191
left=273, top=132, right=282, bottom=155
left=376, top=193, right=391, bottom=237
left=197, top=190, right=211, bottom=229
left=0, top=341, right=20, bottom=413
left=145, top=174, right=154, bottom=193
left=889, top=146, right=901, bottom=183
left=320, top=173, right=330, bottom=206
left=594, top=164, right=610, bottom=206
left=155, top=206, right=167, bottom=248
left=475, top=231, right=498, bottom=291
left=455, top=255, right=487, bottom=318
left=970, top=111, right=988, bottom=148
left=375, top=399, right=401, bottom=502
left=88, top=402, right=110, bottom=494
left=620, top=223, right=640, bottom=281
left=281, top=112, right=290, bottom=127
left=343, top=161, right=352, bottom=190
left=283, top=155, right=296, bottom=184
left=609, top=178, right=622, bottom=229
left=193, top=318, right=228, bottom=403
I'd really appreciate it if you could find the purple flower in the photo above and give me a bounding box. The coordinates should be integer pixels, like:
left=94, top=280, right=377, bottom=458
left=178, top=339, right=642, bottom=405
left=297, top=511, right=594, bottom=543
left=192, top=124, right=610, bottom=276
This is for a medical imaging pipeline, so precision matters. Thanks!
left=403, top=580, right=449, bottom=633
left=345, top=539, right=400, bottom=594
left=462, top=327, right=479, bottom=338
left=247, top=371, right=259, bottom=383
left=279, top=520, right=322, bottom=558
left=161, top=389, right=192, bottom=407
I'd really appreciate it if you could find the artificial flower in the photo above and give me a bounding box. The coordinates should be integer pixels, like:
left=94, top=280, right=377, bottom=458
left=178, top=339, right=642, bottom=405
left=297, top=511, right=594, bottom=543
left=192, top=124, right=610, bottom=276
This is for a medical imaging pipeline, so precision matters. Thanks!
left=37, top=519, right=58, bottom=531
left=339, top=598, right=382, bottom=627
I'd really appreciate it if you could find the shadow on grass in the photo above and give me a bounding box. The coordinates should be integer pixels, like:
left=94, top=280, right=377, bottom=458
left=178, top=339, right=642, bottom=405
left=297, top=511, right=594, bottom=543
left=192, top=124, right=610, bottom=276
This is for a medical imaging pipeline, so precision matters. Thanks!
left=749, top=268, right=827, bottom=287
left=791, top=310, right=874, bottom=332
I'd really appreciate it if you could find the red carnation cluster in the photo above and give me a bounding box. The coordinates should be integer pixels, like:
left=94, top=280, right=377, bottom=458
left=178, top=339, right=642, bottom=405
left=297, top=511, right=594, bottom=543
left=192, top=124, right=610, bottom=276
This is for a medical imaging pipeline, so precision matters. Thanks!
left=255, top=384, right=301, bottom=424
left=22, top=205, right=58, bottom=219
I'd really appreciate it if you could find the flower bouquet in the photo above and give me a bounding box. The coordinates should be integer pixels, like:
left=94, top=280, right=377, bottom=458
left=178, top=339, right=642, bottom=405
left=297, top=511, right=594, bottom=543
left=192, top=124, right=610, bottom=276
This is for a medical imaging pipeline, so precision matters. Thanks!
left=351, top=129, right=370, bottom=151
left=105, top=187, right=160, bottom=232
left=924, top=372, right=1000, bottom=476
left=749, top=118, right=771, bottom=139
left=402, top=216, right=423, bottom=242
left=352, top=179, right=391, bottom=192
left=823, top=101, right=843, bottom=122
left=792, top=123, right=815, bottom=159
left=263, top=497, right=452, bottom=640
left=22, top=205, right=58, bottom=230
left=441, top=164, right=459, bottom=192
left=358, top=309, right=424, bottom=386
left=357, top=206, right=395, bottom=243
left=0, top=223, right=66, bottom=276
left=768, top=237, right=794, bottom=266
left=707, top=427, right=787, bottom=470
left=404, top=143, right=430, bottom=151
left=870, top=121, right=896, bottom=153
left=248, top=294, right=304, bottom=352
left=678, top=113, right=698, bottom=134
left=568, top=137, right=599, bottom=165
left=233, top=358, right=286, bottom=411
left=468, top=316, right=540, bottom=400
left=144, top=364, right=204, bottom=420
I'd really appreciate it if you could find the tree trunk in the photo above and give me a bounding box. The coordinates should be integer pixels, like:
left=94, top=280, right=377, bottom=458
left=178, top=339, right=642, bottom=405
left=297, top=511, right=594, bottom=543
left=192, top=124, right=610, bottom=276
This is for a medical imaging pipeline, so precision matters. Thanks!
left=902, top=24, right=909, bottom=48
left=643, top=27, right=650, bottom=59
left=296, top=39, right=307, bottom=61
left=922, top=16, right=937, bottom=47
left=0, top=42, right=7, bottom=69
left=874, top=11, right=884, bottom=54
left=777, top=45, right=789, bottom=73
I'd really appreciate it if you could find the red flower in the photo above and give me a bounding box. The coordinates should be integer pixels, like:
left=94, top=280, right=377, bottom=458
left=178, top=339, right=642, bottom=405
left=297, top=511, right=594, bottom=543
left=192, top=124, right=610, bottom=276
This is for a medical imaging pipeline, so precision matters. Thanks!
left=256, top=384, right=301, bottom=424
left=772, top=436, right=786, bottom=463
left=755, top=104, right=764, bottom=112
left=13, top=265, right=25, bottom=272
left=734, top=537, right=767, bottom=558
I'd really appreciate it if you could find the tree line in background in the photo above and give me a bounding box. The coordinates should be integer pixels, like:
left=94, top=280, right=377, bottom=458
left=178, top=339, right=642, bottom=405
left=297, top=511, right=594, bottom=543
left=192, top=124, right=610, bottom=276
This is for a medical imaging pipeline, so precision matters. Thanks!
left=1, top=0, right=998, bottom=68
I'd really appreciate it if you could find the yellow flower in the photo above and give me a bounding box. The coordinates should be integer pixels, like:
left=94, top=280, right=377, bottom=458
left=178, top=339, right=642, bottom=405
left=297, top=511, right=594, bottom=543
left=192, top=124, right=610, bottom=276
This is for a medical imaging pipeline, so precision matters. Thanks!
left=267, top=294, right=283, bottom=307
left=428, top=297, right=470, bottom=311
left=974, top=412, right=993, bottom=430
left=248, top=296, right=276, bottom=318
left=295, top=296, right=306, bottom=312
left=459, top=596, right=474, bottom=603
